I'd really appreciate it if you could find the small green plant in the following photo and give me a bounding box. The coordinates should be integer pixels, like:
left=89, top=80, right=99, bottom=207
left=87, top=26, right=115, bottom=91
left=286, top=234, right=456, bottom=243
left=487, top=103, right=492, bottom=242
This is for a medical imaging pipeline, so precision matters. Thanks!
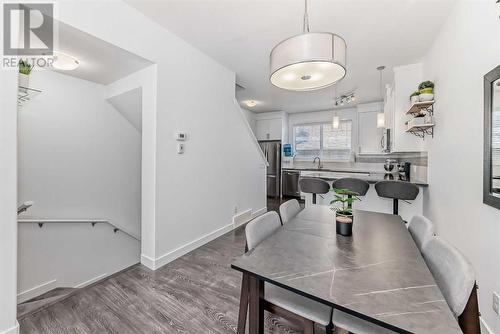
left=329, top=188, right=360, bottom=215
left=410, top=91, right=420, bottom=98
left=418, top=81, right=434, bottom=90
left=18, top=59, right=33, bottom=75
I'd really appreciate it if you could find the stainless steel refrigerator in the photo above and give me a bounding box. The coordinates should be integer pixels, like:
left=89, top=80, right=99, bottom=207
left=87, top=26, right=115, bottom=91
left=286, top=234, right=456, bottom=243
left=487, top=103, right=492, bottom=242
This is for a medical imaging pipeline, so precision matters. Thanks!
left=259, top=140, right=281, bottom=198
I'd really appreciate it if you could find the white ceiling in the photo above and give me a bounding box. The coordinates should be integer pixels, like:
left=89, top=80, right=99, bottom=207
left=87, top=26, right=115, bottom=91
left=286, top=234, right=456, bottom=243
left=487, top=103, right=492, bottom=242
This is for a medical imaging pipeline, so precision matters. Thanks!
left=126, top=0, right=455, bottom=113
left=52, top=21, right=153, bottom=85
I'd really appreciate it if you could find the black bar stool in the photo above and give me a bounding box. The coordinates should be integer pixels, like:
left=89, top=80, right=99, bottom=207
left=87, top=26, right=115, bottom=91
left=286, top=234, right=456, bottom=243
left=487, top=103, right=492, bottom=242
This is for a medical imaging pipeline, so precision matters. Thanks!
left=299, top=177, right=330, bottom=204
left=332, top=178, right=370, bottom=210
left=374, top=180, right=419, bottom=215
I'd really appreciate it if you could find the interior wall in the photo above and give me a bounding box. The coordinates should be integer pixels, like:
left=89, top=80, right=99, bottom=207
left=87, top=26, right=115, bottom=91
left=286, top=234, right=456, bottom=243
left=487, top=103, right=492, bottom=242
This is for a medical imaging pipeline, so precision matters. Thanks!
left=0, top=70, right=19, bottom=334
left=421, top=1, right=500, bottom=332
left=18, top=70, right=142, bottom=238
left=55, top=1, right=266, bottom=268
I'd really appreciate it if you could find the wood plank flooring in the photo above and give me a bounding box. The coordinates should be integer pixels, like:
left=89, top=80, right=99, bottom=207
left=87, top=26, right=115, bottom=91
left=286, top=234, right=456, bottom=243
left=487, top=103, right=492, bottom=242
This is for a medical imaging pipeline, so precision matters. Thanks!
left=19, top=198, right=324, bottom=334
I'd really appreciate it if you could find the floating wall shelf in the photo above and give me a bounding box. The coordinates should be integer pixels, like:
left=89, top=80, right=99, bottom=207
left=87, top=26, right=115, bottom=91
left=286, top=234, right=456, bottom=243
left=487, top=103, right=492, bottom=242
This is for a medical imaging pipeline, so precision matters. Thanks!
left=18, top=85, right=41, bottom=107
left=405, top=100, right=435, bottom=139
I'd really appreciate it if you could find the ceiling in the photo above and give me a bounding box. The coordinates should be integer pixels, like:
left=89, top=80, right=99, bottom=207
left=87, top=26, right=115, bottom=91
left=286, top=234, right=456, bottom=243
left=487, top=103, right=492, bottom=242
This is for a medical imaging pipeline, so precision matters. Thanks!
left=52, top=21, right=153, bottom=85
left=126, top=0, right=455, bottom=113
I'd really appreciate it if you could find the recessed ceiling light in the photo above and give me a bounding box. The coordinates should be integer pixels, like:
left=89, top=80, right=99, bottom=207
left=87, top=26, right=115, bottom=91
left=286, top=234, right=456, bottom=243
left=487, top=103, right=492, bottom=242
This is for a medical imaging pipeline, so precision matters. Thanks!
left=52, top=52, right=80, bottom=71
left=244, top=100, right=257, bottom=107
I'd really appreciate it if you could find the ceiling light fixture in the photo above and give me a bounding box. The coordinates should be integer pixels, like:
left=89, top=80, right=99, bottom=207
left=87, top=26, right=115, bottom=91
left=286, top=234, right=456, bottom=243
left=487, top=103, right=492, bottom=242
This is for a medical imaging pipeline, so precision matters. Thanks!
left=52, top=52, right=80, bottom=71
left=244, top=100, right=257, bottom=108
left=334, top=92, right=355, bottom=106
left=376, top=66, right=386, bottom=129
left=269, top=0, right=346, bottom=91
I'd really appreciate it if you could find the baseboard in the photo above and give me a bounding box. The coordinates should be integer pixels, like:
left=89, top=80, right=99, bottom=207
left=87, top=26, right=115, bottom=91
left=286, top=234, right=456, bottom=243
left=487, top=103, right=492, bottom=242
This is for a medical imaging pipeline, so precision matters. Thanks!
left=233, top=209, right=252, bottom=228
left=74, top=273, right=108, bottom=289
left=0, top=321, right=19, bottom=334
left=140, top=253, right=156, bottom=270
left=481, top=317, right=494, bottom=334
left=252, top=207, right=267, bottom=219
left=17, top=279, right=57, bottom=303
left=149, top=222, right=235, bottom=270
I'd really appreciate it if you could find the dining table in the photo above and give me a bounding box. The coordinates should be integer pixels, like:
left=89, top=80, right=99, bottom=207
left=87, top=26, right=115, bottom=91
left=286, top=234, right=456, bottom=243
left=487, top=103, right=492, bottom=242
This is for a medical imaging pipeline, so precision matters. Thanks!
left=231, top=206, right=463, bottom=334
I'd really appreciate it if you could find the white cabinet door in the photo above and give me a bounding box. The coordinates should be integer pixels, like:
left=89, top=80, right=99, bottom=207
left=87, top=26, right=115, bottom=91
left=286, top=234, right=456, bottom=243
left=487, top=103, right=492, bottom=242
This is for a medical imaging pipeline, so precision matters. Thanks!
left=359, top=111, right=383, bottom=153
left=256, top=119, right=270, bottom=140
left=256, top=118, right=282, bottom=141
left=268, top=118, right=282, bottom=140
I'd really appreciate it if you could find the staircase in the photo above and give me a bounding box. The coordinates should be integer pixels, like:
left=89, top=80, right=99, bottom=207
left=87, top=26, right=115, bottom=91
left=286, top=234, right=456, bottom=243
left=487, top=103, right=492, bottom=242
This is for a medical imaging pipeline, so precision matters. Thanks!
left=17, top=287, right=77, bottom=319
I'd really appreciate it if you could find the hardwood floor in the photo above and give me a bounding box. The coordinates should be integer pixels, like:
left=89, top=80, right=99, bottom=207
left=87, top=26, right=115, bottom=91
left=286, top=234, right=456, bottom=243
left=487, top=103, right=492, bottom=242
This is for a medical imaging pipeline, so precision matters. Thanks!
left=19, top=198, right=322, bottom=334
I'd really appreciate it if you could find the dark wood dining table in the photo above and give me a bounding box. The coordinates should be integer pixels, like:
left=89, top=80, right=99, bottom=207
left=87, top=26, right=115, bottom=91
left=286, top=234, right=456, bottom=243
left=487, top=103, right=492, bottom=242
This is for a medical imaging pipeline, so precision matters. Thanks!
left=231, top=206, right=463, bottom=334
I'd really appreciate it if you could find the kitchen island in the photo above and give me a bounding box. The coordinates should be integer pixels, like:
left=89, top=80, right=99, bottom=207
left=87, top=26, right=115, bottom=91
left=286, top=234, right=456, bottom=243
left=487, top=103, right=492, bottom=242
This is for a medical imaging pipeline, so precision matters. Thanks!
left=283, top=167, right=427, bottom=222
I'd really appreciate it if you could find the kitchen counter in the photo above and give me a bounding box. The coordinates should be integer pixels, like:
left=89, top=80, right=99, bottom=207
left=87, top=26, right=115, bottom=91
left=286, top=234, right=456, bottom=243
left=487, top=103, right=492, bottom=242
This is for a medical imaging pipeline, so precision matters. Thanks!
left=296, top=169, right=428, bottom=187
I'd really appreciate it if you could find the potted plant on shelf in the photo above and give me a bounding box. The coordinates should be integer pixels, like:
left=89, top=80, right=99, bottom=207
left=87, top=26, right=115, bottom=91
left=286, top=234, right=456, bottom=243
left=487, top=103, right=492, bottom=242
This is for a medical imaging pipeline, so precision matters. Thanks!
left=18, top=59, right=33, bottom=88
left=330, top=188, right=360, bottom=236
left=410, top=91, right=420, bottom=104
left=418, top=81, right=434, bottom=101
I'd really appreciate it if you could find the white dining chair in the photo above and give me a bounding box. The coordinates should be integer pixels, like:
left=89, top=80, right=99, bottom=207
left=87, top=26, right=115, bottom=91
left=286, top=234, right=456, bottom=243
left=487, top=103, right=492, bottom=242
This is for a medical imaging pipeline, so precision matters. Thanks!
left=408, top=215, right=435, bottom=251
left=238, top=211, right=333, bottom=334
left=422, top=237, right=479, bottom=333
left=279, top=199, right=302, bottom=224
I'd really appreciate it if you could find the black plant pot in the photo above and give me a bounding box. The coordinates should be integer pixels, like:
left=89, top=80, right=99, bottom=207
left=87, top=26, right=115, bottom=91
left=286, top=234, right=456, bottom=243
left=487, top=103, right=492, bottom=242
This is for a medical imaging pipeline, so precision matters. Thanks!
left=336, top=213, right=353, bottom=236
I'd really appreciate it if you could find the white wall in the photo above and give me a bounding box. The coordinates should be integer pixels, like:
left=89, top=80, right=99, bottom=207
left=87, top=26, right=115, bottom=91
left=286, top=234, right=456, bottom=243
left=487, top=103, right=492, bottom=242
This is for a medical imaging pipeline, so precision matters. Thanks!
left=18, top=70, right=142, bottom=238
left=17, top=69, right=141, bottom=297
left=0, top=70, right=20, bottom=334
left=422, top=1, right=500, bottom=332
left=241, top=107, right=257, bottom=134
left=54, top=0, right=266, bottom=269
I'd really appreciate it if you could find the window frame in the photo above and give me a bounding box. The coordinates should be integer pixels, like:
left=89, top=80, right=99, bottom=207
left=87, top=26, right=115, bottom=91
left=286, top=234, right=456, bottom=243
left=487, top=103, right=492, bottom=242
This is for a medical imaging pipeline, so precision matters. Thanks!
left=292, top=120, right=353, bottom=162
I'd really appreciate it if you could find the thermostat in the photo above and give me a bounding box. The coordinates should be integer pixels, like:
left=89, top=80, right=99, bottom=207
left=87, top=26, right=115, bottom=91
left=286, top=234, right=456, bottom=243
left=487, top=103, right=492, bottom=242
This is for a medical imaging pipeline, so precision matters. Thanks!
left=175, top=132, right=187, bottom=141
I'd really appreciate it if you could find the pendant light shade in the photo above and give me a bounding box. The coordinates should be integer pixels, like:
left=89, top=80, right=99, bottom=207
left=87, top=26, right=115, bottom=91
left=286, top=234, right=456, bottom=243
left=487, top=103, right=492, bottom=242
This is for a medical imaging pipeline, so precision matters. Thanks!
left=270, top=33, right=346, bottom=91
left=332, top=115, right=340, bottom=129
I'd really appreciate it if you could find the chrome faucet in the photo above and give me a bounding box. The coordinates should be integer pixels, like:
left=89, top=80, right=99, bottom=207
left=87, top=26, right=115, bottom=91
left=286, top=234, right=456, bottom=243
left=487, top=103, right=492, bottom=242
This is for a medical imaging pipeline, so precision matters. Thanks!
left=313, top=156, right=323, bottom=169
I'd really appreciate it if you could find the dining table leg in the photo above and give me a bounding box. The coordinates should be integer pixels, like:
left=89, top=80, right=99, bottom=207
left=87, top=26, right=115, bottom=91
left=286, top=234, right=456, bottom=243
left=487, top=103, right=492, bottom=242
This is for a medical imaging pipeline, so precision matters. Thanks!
left=248, top=275, right=264, bottom=334
left=237, top=274, right=250, bottom=334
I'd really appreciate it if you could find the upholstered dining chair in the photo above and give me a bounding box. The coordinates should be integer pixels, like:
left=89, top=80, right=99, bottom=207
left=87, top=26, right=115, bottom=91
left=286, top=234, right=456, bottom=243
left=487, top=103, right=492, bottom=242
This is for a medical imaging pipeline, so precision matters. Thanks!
left=374, top=181, right=419, bottom=215
left=279, top=199, right=302, bottom=224
left=331, top=236, right=480, bottom=334
left=299, top=177, right=330, bottom=204
left=422, top=237, right=480, bottom=334
left=408, top=215, right=435, bottom=251
left=238, top=211, right=334, bottom=334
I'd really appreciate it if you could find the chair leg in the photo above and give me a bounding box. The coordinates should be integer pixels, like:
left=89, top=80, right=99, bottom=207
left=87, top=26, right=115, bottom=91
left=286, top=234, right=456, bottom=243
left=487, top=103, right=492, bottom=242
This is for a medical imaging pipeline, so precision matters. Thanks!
left=237, top=274, right=250, bottom=334
left=303, top=319, right=314, bottom=334
left=458, top=283, right=481, bottom=334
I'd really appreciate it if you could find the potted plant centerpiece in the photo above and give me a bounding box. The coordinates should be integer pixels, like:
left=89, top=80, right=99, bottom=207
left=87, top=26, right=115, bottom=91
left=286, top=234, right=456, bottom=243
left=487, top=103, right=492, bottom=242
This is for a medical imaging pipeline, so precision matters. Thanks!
left=330, top=188, right=360, bottom=236
left=18, top=59, right=34, bottom=88
left=418, top=81, right=434, bottom=101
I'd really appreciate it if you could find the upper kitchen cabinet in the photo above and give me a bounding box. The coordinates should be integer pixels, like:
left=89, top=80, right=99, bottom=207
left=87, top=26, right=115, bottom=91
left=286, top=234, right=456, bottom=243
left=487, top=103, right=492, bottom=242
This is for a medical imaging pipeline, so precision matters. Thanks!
left=255, top=112, right=287, bottom=141
left=357, top=102, right=384, bottom=153
left=386, top=63, right=426, bottom=152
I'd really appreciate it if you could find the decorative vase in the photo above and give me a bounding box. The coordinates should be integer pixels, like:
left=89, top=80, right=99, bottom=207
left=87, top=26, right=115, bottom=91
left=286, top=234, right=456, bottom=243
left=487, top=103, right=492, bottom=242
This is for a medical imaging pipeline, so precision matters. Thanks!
left=19, top=73, right=29, bottom=88
left=410, top=95, right=420, bottom=104
left=419, top=93, right=434, bottom=101
left=336, top=213, right=353, bottom=236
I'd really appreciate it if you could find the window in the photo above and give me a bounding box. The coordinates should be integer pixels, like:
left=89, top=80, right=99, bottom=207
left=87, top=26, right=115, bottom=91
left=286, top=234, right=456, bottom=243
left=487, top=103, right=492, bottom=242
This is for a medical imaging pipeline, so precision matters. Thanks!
left=293, top=121, right=352, bottom=161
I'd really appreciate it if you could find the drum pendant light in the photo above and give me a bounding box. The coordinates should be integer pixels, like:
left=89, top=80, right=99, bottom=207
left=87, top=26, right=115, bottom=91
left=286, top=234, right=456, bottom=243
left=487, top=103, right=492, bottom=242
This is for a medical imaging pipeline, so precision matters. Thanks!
left=270, top=0, right=347, bottom=91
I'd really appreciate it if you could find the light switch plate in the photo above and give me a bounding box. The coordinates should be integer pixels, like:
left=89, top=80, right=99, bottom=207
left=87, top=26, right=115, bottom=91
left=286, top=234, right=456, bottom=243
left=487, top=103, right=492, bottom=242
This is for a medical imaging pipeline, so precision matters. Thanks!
left=177, top=143, right=184, bottom=154
left=493, top=291, right=500, bottom=316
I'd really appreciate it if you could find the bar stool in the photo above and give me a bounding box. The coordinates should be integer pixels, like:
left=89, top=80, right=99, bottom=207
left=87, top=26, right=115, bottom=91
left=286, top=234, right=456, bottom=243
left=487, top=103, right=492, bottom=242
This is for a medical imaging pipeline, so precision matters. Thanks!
left=332, top=178, right=370, bottom=210
left=374, top=180, right=419, bottom=215
left=299, top=177, right=330, bottom=204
